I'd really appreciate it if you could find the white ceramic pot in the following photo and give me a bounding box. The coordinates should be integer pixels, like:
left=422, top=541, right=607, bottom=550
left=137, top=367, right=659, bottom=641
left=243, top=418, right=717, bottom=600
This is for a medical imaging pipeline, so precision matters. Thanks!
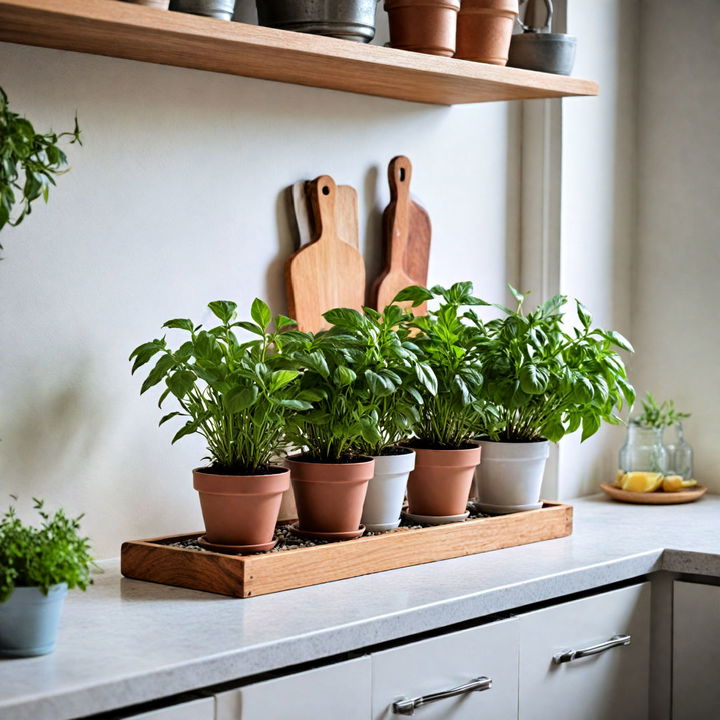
left=361, top=449, right=416, bottom=532
left=474, top=439, right=550, bottom=512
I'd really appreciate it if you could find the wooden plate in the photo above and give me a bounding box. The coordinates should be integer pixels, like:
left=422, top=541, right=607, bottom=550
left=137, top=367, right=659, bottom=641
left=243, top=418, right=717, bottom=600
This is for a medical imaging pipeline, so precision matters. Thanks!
left=600, top=482, right=707, bottom=505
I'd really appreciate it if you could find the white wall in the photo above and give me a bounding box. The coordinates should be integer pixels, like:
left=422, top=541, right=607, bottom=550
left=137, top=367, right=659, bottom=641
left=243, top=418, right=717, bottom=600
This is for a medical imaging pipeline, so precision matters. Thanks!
left=632, top=0, right=720, bottom=491
left=514, top=0, right=639, bottom=499
left=0, top=14, right=520, bottom=557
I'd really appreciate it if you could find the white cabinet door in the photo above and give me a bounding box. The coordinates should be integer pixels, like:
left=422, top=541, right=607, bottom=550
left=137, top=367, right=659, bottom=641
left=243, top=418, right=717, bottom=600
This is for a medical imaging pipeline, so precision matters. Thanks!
left=673, top=581, right=720, bottom=720
left=371, top=617, right=519, bottom=720
left=517, top=583, right=651, bottom=720
left=215, top=656, right=371, bottom=720
left=122, top=698, right=214, bottom=719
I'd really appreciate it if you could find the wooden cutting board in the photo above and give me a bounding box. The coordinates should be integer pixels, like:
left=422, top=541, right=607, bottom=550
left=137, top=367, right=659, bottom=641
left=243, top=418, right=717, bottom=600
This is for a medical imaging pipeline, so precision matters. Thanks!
left=285, top=175, right=366, bottom=333
left=372, top=155, right=432, bottom=314
left=292, top=181, right=359, bottom=250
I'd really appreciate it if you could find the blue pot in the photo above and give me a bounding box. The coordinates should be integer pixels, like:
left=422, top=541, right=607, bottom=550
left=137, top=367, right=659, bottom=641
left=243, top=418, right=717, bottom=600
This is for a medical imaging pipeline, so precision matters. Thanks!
left=0, top=584, right=68, bottom=657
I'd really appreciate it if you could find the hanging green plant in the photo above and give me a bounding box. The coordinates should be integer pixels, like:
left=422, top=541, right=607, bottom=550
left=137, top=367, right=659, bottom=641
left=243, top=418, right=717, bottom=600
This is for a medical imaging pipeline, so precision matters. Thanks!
left=0, top=87, right=82, bottom=241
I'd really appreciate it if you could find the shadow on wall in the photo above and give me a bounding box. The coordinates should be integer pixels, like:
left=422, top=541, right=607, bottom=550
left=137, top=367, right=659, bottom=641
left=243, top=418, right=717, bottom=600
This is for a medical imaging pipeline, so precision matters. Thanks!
left=0, top=361, right=109, bottom=498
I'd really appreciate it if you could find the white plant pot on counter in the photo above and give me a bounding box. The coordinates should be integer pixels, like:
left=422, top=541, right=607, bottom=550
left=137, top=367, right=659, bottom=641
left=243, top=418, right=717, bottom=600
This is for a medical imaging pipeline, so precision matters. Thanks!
left=361, top=449, right=416, bottom=532
left=474, top=439, right=550, bottom=514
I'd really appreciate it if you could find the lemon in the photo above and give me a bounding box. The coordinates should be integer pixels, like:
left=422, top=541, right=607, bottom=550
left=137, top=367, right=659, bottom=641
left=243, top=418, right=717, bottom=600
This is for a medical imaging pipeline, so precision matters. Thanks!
left=620, top=471, right=664, bottom=493
left=662, top=475, right=699, bottom=492
left=614, top=469, right=625, bottom=487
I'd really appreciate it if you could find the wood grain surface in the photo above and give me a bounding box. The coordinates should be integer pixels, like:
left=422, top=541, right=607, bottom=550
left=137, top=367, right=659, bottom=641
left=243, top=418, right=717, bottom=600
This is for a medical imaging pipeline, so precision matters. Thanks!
left=600, top=483, right=707, bottom=505
left=292, top=181, right=359, bottom=250
left=0, top=0, right=599, bottom=106
left=121, top=502, right=573, bottom=598
left=285, top=176, right=366, bottom=333
left=372, top=156, right=431, bottom=314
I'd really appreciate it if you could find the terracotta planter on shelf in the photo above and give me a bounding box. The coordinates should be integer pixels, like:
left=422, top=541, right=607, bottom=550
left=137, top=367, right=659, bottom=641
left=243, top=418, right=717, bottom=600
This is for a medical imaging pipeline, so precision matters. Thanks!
left=405, top=443, right=481, bottom=516
left=193, top=466, right=289, bottom=548
left=384, top=0, right=461, bottom=57
left=287, top=456, right=374, bottom=535
left=456, top=0, right=518, bottom=65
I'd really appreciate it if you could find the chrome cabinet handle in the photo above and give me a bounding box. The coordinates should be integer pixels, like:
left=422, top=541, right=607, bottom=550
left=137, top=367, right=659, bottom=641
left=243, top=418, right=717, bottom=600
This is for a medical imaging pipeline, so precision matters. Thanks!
left=392, top=676, right=492, bottom=715
left=553, top=634, right=632, bottom=665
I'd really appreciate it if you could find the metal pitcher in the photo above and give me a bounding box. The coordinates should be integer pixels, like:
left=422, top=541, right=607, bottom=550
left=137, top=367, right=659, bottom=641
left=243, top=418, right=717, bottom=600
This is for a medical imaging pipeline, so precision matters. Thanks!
left=507, top=0, right=576, bottom=75
left=255, top=0, right=379, bottom=43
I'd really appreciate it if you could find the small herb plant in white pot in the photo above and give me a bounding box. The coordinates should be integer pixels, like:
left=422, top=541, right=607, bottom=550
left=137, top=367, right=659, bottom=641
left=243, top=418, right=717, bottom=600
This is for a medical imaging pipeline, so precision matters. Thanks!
left=130, top=299, right=310, bottom=553
left=324, top=304, right=435, bottom=532
left=473, top=287, right=635, bottom=513
left=0, top=499, right=93, bottom=657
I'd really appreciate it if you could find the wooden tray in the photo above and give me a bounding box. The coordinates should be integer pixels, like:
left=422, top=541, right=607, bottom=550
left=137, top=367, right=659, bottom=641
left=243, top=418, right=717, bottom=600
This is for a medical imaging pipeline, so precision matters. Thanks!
left=600, top=482, right=707, bottom=505
left=121, top=502, right=572, bottom=598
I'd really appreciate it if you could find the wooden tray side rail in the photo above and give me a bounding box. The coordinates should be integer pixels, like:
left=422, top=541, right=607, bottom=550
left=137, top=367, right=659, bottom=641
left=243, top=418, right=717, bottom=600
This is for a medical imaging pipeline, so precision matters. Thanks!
left=121, top=502, right=573, bottom=598
left=0, top=0, right=598, bottom=105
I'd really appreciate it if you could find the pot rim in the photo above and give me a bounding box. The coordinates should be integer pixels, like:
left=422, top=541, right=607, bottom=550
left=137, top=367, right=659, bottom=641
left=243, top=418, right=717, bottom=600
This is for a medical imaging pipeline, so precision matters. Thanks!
left=402, top=439, right=481, bottom=452
left=476, top=437, right=550, bottom=445
left=287, top=454, right=375, bottom=466
left=384, top=0, right=460, bottom=10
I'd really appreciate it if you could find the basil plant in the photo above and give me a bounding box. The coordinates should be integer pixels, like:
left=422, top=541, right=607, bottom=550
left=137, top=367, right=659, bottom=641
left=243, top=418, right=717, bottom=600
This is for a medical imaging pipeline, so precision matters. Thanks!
left=473, top=286, right=636, bottom=443
left=322, top=304, right=437, bottom=457
left=130, top=299, right=311, bottom=475
left=394, top=282, right=491, bottom=450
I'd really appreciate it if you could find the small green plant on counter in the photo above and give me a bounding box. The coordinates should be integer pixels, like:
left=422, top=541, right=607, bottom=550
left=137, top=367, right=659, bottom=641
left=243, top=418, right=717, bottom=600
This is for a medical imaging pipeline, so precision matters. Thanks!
left=0, top=498, right=94, bottom=602
left=393, top=282, right=488, bottom=449
left=130, top=299, right=311, bottom=475
left=473, top=286, right=636, bottom=443
left=0, top=87, right=82, bottom=239
left=634, top=392, right=690, bottom=429
left=322, top=304, right=436, bottom=457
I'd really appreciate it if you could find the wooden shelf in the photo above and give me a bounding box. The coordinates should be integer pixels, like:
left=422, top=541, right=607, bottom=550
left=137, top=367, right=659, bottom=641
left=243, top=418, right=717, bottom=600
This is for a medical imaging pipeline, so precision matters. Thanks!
left=0, top=0, right=599, bottom=105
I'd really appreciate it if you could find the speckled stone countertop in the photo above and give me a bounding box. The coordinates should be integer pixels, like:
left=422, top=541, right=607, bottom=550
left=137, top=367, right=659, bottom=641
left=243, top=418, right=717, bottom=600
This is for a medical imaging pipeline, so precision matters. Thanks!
left=2, top=494, right=719, bottom=720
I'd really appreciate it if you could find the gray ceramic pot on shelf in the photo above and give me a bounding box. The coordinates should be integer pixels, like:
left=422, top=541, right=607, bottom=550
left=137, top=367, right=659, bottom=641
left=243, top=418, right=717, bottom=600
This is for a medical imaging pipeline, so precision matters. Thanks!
left=255, top=0, right=379, bottom=43
left=507, top=0, right=576, bottom=75
left=169, top=0, right=237, bottom=20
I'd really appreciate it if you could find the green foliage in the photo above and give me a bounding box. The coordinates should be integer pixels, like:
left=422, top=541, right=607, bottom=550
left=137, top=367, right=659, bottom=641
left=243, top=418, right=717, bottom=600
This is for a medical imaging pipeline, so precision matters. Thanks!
left=394, top=282, right=489, bottom=449
left=321, top=304, right=436, bottom=457
left=634, top=392, right=690, bottom=429
left=0, top=87, right=82, bottom=240
left=474, top=286, right=636, bottom=443
left=0, top=498, right=94, bottom=602
left=130, top=299, right=309, bottom=474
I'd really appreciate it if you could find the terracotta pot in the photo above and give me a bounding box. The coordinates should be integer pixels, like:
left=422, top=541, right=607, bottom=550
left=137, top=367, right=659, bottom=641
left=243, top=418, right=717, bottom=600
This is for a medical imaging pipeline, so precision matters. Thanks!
left=384, top=0, right=461, bottom=57
left=456, top=0, right=518, bottom=65
left=287, top=456, right=374, bottom=533
left=405, top=443, right=481, bottom=516
left=193, top=466, right=289, bottom=546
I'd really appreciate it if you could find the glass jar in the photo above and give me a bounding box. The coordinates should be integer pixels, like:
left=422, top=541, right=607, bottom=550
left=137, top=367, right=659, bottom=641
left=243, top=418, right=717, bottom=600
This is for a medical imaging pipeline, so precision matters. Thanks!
left=618, top=424, right=668, bottom=474
left=664, top=422, right=694, bottom=481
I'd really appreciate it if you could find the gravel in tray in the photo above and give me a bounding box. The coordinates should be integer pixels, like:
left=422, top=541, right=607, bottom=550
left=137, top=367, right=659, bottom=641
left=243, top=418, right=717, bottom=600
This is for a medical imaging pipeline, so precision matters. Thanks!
left=167, top=504, right=492, bottom=554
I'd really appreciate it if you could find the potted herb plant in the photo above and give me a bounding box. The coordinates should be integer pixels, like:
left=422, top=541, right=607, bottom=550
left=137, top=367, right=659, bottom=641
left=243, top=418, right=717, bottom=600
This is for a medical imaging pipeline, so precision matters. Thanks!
left=394, top=282, right=487, bottom=523
left=474, top=287, right=635, bottom=512
left=282, top=324, right=390, bottom=540
left=0, top=86, right=81, bottom=243
left=323, top=304, right=436, bottom=532
left=130, top=299, right=310, bottom=553
left=0, top=498, right=93, bottom=657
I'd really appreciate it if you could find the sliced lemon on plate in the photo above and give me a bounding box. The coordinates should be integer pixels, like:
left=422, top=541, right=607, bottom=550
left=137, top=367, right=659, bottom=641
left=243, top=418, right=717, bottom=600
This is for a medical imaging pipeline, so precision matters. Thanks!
left=662, top=475, right=699, bottom=492
left=619, top=471, right=664, bottom=493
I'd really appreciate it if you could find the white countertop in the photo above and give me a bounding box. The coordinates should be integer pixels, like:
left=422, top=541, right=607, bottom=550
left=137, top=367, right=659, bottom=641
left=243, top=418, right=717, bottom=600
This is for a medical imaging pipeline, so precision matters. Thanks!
left=1, top=494, right=719, bottom=720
